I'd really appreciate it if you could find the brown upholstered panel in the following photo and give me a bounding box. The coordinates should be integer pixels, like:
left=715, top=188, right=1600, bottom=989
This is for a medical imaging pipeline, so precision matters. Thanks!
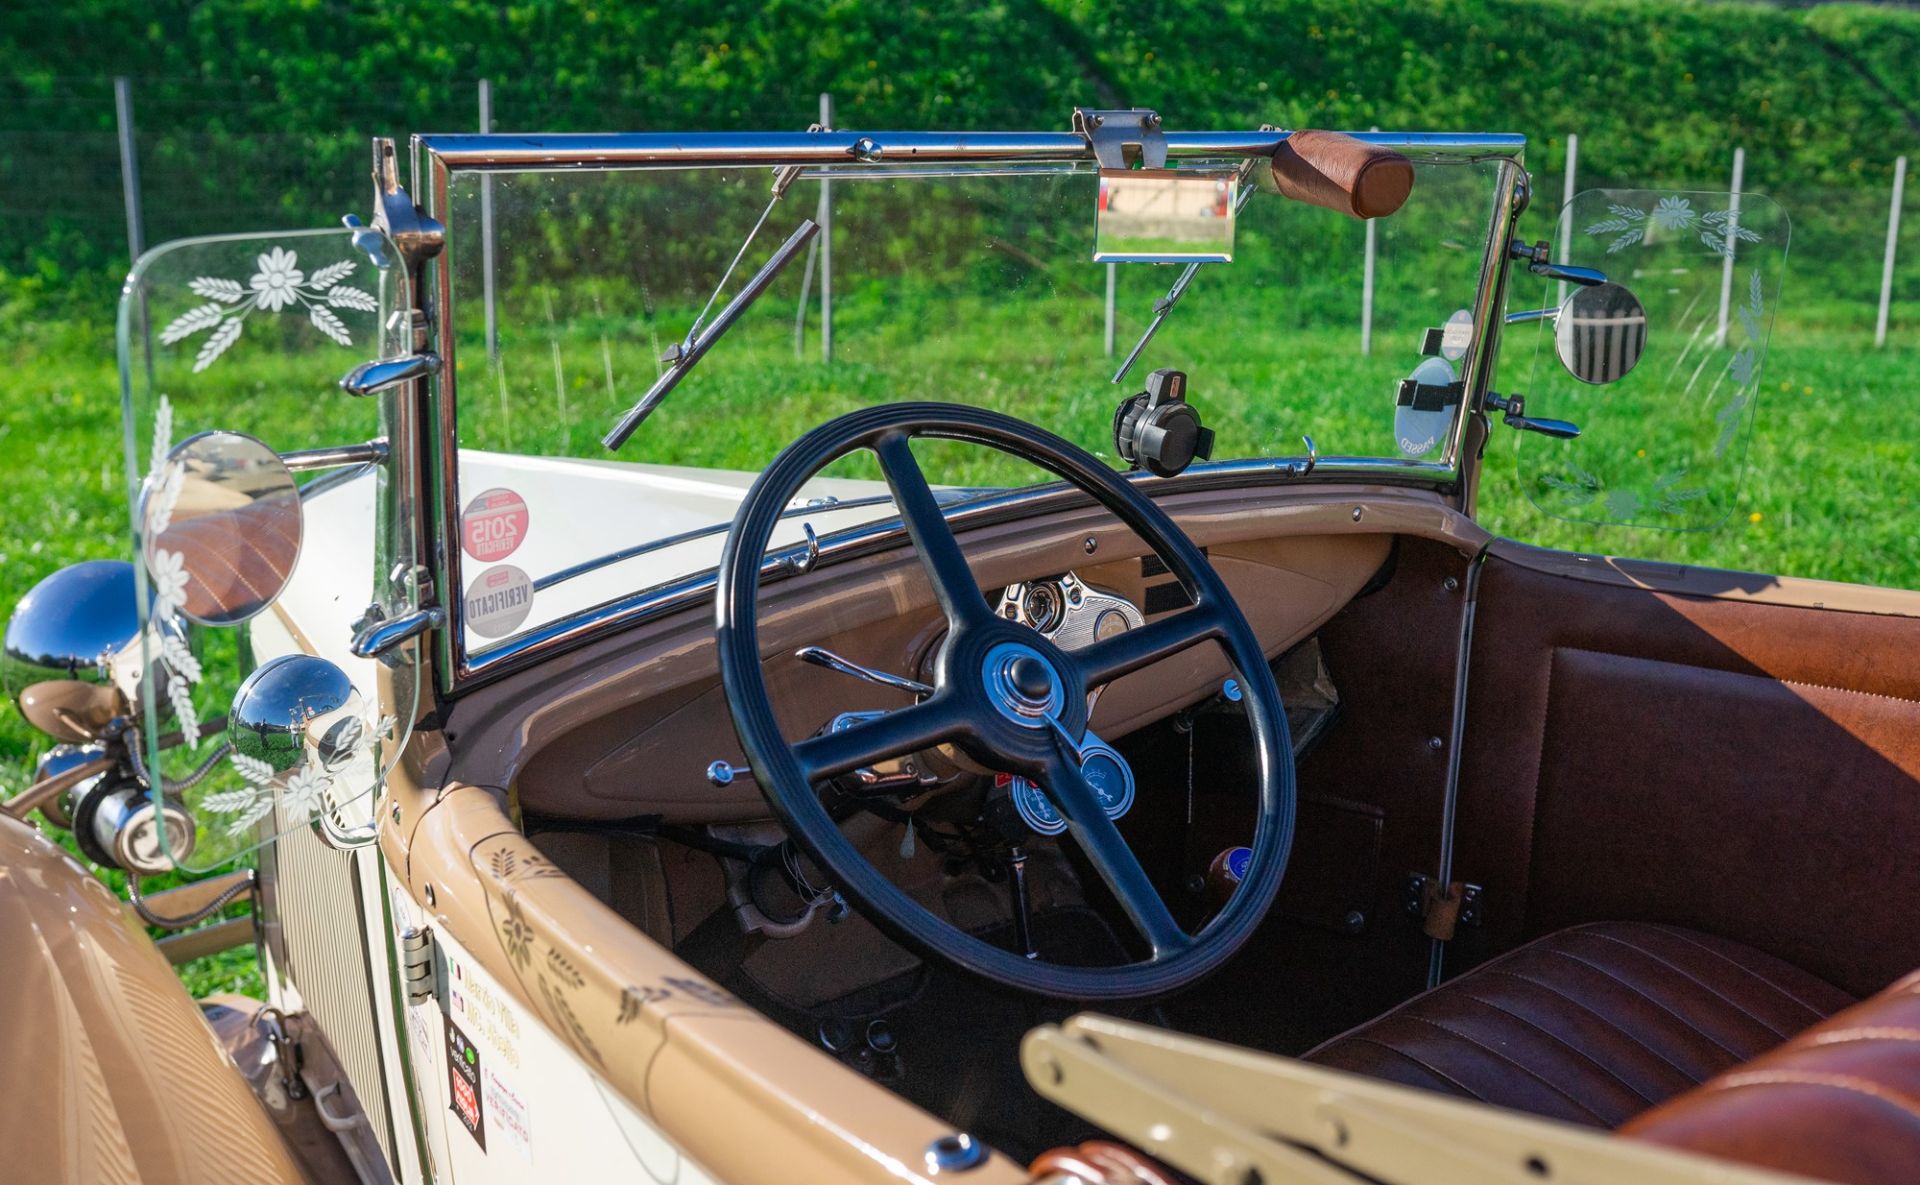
left=1624, top=968, right=1920, bottom=1185
left=1452, top=556, right=1920, bottom=995
left=1306, top=921, right=1855, bottom=1128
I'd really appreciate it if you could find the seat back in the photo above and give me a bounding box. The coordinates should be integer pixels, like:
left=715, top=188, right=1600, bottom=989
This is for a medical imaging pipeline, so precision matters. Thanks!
left=1622, top=970, right=1920, bottom=1185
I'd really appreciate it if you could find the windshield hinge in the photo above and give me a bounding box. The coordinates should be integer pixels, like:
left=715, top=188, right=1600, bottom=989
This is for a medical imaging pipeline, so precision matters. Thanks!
left=400, top=925, right=438, bottom=1004
left=1072, top=107, right=1167, bottom=170
left=369, top=138, right=443, bottom=272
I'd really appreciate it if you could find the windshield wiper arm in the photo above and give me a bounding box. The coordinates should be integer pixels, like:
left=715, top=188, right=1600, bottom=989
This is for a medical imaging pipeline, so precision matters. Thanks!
left=1111, top=262, right=1205, bottom=384
left=1111, top=159, right=1264, bottom=385
left=604, top=218, right=820, bottom=451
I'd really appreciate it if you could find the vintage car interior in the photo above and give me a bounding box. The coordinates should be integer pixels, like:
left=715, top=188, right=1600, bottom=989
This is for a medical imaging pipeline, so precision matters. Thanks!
left=450, top=454, right=1920, bottom=1183
left=15, top=114, right=1916, bottom=1185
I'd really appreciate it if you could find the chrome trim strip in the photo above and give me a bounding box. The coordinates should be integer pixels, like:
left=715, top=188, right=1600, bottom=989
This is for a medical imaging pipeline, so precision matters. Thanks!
left=1427, top=543, right=1488, bottom=989
left=1445, top=158, right=1527, bottom=474
left=416, top=130, right=1526, bottom=171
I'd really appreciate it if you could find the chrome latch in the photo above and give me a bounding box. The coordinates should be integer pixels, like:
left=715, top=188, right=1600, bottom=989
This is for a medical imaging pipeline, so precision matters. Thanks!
left=351, top=605, right=444, bottom=663
left=257, top=1007, right=308, bottom=1102
left=400, top=925, right=437, bottom=1004
left=339, top=352, right=440, bottom=398
left=1072, top=107, right=1167, bottom=170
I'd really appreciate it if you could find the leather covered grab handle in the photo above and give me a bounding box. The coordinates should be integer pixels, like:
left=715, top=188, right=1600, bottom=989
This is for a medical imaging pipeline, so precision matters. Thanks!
left=1261, top=130, right=1414, bottom=219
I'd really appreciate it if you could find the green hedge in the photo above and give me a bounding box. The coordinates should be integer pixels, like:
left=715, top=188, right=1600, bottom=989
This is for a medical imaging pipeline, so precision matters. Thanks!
left=2, top=0, right=1916, bottom=327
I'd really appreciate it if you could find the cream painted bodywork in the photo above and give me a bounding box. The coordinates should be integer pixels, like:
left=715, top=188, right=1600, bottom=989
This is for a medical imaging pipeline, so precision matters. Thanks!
left=452, top=452, right=899, bottom=655
left=390, top=884, right=724, bottom=1184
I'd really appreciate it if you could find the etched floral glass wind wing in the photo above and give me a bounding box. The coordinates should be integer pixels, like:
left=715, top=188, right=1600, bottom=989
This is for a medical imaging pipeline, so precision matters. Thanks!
left=117, top=227, right=421, bottom=871
left=1517, top=189, right=1789, bottom=531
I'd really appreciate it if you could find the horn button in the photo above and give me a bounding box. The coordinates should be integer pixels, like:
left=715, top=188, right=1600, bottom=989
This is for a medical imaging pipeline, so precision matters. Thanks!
left=981, top=641, right=1067, bottom=726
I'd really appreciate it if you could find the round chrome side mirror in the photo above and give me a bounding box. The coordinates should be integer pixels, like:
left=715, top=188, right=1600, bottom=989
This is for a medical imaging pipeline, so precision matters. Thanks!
left=141, top=431, right=303, bottom=626
left=230, top=653, right=365, bottom=773
left=1555, top=282, right=1648, bottom=385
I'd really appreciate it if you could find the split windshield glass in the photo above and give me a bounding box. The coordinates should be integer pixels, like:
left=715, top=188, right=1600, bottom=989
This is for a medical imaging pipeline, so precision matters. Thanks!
left=438, top=155, right=1503, bottom=663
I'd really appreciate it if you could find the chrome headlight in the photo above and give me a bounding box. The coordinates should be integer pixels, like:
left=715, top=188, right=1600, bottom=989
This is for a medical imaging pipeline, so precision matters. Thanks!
left=3, top=560, right=141, bottom=702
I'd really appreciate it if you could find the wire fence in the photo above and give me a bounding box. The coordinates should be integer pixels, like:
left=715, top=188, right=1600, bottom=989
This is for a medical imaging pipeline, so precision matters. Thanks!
left=2, top=77, right=1915, bottom=350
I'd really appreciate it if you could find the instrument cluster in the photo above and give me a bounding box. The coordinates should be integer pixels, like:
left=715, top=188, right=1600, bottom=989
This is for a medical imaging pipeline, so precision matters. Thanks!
left=993, top=572, right=1144, bottom=651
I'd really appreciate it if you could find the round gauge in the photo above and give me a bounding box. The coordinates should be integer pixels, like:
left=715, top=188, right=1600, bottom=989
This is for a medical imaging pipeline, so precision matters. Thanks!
left=1023, top=581, right=1064, bottom=633
left=1003, top=739, right=1136, bottom=837
left=1007, top=775, right=1067, bottom=836
left=1093, top=608, right=1131, bottom=642
left=1078, top=739, right=1137, bottom=820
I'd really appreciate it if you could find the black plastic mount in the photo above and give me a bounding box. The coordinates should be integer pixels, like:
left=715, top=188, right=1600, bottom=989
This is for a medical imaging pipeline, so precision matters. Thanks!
left=1113, top=368, right=1215, bottom=478
left=1396, top=377, right=1463, bottom=412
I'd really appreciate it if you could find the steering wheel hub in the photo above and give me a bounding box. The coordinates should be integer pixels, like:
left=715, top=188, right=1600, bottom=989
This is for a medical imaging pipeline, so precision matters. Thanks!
left=981, top=641, right=1066, bottom=725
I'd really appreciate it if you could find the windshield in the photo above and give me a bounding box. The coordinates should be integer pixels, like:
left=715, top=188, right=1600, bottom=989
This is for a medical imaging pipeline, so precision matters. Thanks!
left=436, top=149, right=1508, bottom=671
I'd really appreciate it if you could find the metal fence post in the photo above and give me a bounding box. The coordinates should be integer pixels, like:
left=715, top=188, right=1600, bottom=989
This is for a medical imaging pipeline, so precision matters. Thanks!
left=1716, top=146, right=1745, bottom=347
left=793, top=233, right=819, bottom=356
left=113, top=77, right=144, bottom=263
left=1361, top=217, right=1376, bottom=356
left=480, top=79, right=499, bottom=361
left=1557, top=133, right=1578, bottom=308
left=1104, top=263, right=1117, bottom=356
left=817, top=92, right=834, bottom=364
left=1878, top=156, right=1908, bottom=348
left=1360, top=126, right=1378, bottom=356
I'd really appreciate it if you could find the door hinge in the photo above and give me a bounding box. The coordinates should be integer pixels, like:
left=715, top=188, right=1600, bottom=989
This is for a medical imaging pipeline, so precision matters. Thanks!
left=1404, top=873, right=1484, bottom=941
left=400, top=925, right=438, bottom=1004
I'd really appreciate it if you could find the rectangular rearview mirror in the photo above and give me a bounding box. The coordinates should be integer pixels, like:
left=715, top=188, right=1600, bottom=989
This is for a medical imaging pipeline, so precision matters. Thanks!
left=1094, top=168, right=1238, bottom=264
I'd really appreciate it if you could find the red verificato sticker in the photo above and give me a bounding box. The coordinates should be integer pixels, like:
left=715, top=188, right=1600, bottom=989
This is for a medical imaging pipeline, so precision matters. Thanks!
left=461, top=487, right=530, bottom=563
left=465, top=564, right=534, bottom=639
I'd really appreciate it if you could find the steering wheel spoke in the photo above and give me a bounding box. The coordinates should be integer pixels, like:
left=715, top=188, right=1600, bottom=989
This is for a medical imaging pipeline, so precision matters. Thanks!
left=1044, top=753, right=1191, bottom=959
left=1078, top=602, right=1224, bottom=689
left=791, top=693, right=973, bottom=784
left=873, top=432, right=993, bottom=629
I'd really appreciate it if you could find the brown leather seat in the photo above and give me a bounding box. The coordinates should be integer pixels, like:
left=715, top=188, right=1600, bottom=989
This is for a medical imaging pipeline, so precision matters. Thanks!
left=1304, top=921, right=1857, bottom=1128
left=1623, top=968, right=1920, bottom=1184
left=1307, top=921, right=1920, bottom=1184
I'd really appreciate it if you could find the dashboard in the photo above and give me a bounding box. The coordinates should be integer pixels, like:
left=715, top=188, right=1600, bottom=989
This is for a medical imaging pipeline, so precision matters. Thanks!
left=440, top=487, right=1451, bottom=825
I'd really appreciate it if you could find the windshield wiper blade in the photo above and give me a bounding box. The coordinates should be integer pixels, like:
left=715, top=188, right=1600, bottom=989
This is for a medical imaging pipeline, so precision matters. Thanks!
left=604, top=218, right=820, bottom=451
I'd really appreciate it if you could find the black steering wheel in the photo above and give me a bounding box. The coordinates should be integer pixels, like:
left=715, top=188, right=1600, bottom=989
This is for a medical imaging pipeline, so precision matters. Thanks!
left=715, top=403, right=1295, bottom=999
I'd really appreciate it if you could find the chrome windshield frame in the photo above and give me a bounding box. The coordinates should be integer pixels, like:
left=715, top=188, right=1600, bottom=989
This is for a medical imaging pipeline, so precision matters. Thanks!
left=414, top=128, right=1527, bottom=692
